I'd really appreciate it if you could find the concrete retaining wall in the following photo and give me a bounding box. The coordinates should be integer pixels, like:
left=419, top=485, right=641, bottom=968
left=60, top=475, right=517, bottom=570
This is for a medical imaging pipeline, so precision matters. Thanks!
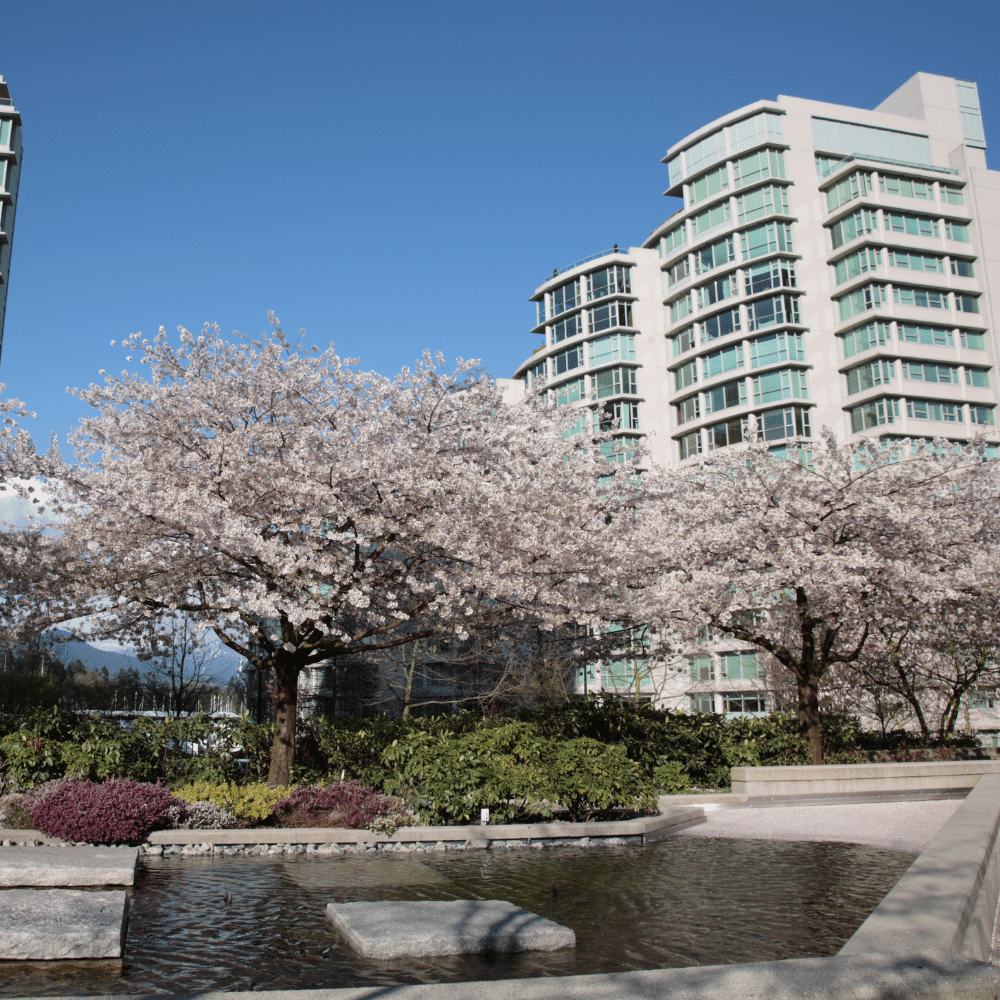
left=731, top=760, right=1000, bottom=798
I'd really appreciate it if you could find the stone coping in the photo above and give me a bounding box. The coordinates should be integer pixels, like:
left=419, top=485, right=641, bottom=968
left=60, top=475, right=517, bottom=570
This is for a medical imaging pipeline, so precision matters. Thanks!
left=732, top=759, right=1000, bottom=798
left=0, top=845, right=139, bottom=887
left=144, top=804, right=705, bottom=847
left=840, top=771, right=1000, bottom=962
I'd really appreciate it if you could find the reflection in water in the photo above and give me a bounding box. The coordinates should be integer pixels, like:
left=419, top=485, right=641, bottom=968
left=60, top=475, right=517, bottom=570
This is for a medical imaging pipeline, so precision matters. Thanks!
left=0, top=838, right=914, bottom=996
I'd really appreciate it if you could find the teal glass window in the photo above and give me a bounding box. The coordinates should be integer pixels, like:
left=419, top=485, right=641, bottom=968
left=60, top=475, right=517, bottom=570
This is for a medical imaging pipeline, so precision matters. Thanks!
left=733, top=148, right=786, bottom=188
left=589, top=300, right=632, bottom=333
left=970, top=406, right=995, bottom=425
left=950, top=258, right=975, bottom=278
left=906, top=399, right=961, bottom=422
left=676, top=395, right=700, bottom=425
left=902, top=361, right=958, bottom=384
left=552, top=280, right=578, bottom=316
left=740, top=222, right=793, bottom=260
left=884, top=212, right=939, bottom=238
left=737, top=184, right=789, bottom=224
left=838, top=284, right=887, bottom=321
left=694, top=236, right=735, bottom=274
left=893, top=285, right=946, bottom=310
left=678, top=430, right=702, bottom=460
left=591, top=366, right=637, bottom=398
left=552, top=343, right=584, bottom=375
left=745, top=258, right=796, bottom=295
left=674, top=359, right=698, bottom=391
left=965, top=368, right=990, bottom=388
left=835, top=248, right=881, bottom=284
left=753, top=368, right=808, bottom=404
left=879, top=175, right=933, bottom=200
left=552, top=314, right=581, bottom=344
left=661, top=223, right=687, bottom=257
left=955, top=294, right=979, bottom=313
left=589, top=332, right=635, bottom=365
left=850, top=397, right=899, bottom=432
left=721, top=651, right=759, bottom=679
left=704, top=377, right=746, bottom=414
left=748, top=294, right=799, bottom=331
left=707, top=417, right=743, bottom=450
left=826, top=171, right=873, bottom=211
left=749, top=331, right=804, bottom=368
left=960, top=330, right=985, bottom=350
left=846, top=360, right=894, bottom=395
left=840, top=322, right=890, bottom=358
left=700, top=307, right=741, bottom=344
left=760, top=406, right=810, bottom=442
left=692, top=199, right=732, bottom=236
left=697, top=275, right=735, bottom=309
left=888, top=250, right=944, bottom=273
left=828, top=209, right=877, bottom=249
left=671, top=326, right=695, bottom=356
left=702, top=343, right=745, bottom=379
left=689, top=165, right=728, bottom=205
left=587, top=265, right=630, bottom=302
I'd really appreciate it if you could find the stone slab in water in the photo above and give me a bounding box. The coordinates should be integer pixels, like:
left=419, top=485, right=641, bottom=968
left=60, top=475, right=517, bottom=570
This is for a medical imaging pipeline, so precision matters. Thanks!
left=327, top=899, right=576, bottom=958
left=0, top=846, right=138, bottom=886
left=0, top=889, right=129, bottom=959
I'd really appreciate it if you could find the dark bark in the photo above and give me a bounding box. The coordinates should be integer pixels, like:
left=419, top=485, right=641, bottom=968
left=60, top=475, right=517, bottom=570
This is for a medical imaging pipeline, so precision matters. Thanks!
left=267, top=657, right=300, bottom=787
left=796, top=674, right=823, bottom=765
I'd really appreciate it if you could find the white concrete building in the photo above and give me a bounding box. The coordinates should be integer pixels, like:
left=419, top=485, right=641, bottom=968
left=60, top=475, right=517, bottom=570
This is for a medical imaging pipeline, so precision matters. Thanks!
left=512, top=72, right=1000, bottom=719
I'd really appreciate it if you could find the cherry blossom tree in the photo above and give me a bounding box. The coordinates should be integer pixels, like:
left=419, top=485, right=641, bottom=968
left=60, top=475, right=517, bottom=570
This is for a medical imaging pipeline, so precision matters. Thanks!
left=1, top=319, right=641, bottom=785
left=631, top=432, right=1000, bottom=764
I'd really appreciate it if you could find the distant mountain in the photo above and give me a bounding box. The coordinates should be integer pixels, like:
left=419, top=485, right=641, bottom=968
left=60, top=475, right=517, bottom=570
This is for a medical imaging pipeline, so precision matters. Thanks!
left=43, top=630, right=246, bottom=681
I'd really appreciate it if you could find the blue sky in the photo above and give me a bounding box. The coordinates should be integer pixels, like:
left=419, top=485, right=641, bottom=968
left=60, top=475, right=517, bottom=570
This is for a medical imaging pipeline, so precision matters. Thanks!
left=1, top=0, right=996, bottom=455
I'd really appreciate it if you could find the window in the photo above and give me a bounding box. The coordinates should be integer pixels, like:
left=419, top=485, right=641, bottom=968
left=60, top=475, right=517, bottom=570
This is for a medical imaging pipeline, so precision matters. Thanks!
left=552, top=344, right=585, bottom=376
left=674, top=360, right=698, bottom=391
left=950, top=258, right=975, bottom=278
left=955, top=294, right=979, bottom=314
left=697, top=275, right=735, bottom=309
left=745, top=258, right=796, bottom=295
left=945, top=221, right=970, bottom=242
left=737, top=185, right=789, bottom=224
left=670, top=293, right=692, bottom=325
left=900, top=324, right=954, bottom=347
left=552, top=314, right=581, bottom=344
left=526, top=359, right=546, bottom=387
left=700, top=307, right=741, bottom=344
left=560, top=410, right=589, bottom=439
left=679, top=430, right=702, bottom=460
left=811, top=117, right=932, bottom=168
left=589, top=333, right=635, bottom=365
left=692, top=199, right=732, bottom=236
left=0, top=120, right=10, bottom=148
left=694, top=236, right=735, bottom=274
left=671, top=326, right=695, bottom=356
left=961, top=330, right=985, bottom=350
left=552, top=280, right=578, bottom=316
left=536, top=300, right=546, bottom=326
left=600, top=437, right=639, bottom=464
left=907, top=399, right=961, bottom=422
left=888, top=250, right=944, bottom=273
left=705, top=378, right=746, bottom=414
left=740, top=222, right=793, bottom=260
left=728, top=112, right=783, bottom=153
left=661, top=223, right=687, bottom=257
left=850, top=397, right=899, bottom=432
left=589, top=300, right=633, bottom=333
left=884, top=212, right=939, bottom=238
left=676, top=396, right=700, bottom=425
left=724, top=693, right=767, bottom=715
left=690, top=693, right=716, bottom=713
left=815, top=154, right=846, bottom=177
left=750, top=331, right=804, bottom=368
left=702, top=343, right=744, bottom=379
left=551, top=377, right=585, bottom=405
left=591, top=367, right=637, bottom=398
left=760, top=406, right=810, bottom=442
left=941, top=184, right=964, bottom=205
left=966, top=368, right=990, bottom=388
left=837, top=284, right=887, bottom=321
left=690, top=165, right=728, bottom=205
left=893, top=285, right=946, bottom=310
left=970, top=406, right=995, bottom=426
left=688, top=654, right=714, bottom=681
left=707, top=417, right=744, bottom=450
left=748, top=294, right=800, bottom=331
left=840, top=321, right=890, bottom=358
left=666, top=257, right=691, bottom=287
left=901, top=360, right=958, bottom=384
left=596, top=401, right=639, bottom=432
left=829, top=208, right=878, bottom=249
left=834, top=248, right=881, bottom=284
left=826, top=171, right=873, bottom=211
left=753, top=368, right=808, bottom=404
left=587, top=265, right=631, bottom=301
left=846, top=360, right=894, bottom=395
left=721, top=651, right=759, bottom=679
left=684, top=129, right=726, bottom=177
left=879, top=175, right=933, bottom=200
left=733, top=148, right=786, bottom=188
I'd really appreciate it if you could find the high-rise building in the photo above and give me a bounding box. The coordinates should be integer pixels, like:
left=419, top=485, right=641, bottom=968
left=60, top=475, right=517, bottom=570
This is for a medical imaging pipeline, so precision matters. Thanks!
left=0, top=77, right=22, bottom=367
left=511, top=73, right=999, bottom=721
left=514, top=72, right=999, bottom=469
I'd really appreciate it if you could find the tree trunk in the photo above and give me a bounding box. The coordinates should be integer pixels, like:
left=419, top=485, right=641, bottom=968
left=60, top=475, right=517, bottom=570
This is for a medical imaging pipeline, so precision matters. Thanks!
left=796, top=676, right=824, bottom=765
left=267, top=659, right=299, bottom=787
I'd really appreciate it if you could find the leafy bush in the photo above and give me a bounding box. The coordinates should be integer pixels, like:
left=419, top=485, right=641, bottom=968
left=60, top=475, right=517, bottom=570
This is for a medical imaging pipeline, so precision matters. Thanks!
left=166, top=799, right=244, bottom=830
left=272, top=781, right=408, bottom=830
left=29, top=778, right=175, bottom=845
left=0, top=792, right=29, bottom=829
left=652, top=760, right=691, bottom=795
left=171, top=781, right=289, bottom=825
left=382, top=724, right=655, bottom=825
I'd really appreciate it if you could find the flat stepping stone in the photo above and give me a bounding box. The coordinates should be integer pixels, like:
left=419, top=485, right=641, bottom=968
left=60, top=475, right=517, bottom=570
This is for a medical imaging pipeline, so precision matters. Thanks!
left=0, top=846, right=138, bottom=887
left=327, top=899, right=576, bottom=958
left=0, top=889, right=129, bottom=959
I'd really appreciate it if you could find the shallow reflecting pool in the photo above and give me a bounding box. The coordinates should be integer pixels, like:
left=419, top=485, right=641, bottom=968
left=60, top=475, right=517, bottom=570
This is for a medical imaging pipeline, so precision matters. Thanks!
left=0, top=837, right=915, bottom=995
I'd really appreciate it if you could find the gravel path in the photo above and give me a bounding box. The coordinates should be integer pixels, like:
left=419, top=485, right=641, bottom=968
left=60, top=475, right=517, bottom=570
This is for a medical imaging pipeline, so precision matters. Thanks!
left=676, top=798, right=963, bottom=855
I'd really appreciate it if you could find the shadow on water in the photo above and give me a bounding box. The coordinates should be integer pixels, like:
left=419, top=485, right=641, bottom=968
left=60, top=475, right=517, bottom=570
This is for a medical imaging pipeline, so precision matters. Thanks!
left=0, top=837, right=916, bottom=996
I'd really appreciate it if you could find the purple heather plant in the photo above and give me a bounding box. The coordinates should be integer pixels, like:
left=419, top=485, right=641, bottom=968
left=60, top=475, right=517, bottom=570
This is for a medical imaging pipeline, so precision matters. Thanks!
left=29, top=778, right=175, bottom=845
left=273, top=781, right=403, bottom=830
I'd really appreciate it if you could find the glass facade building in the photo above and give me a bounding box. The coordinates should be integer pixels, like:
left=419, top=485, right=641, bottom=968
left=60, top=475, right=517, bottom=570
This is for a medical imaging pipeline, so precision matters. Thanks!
left=0, top=77, right=22, bottom=368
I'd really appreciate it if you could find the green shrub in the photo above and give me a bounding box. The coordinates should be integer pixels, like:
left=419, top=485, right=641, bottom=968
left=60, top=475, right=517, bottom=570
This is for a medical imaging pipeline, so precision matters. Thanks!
left=652, top=760, right=691, bottom=795
left=172, top=781, right=290, bottom=825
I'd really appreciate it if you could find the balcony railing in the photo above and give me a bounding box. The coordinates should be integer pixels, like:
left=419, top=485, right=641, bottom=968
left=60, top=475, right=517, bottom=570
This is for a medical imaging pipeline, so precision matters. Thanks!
left=545, top=246, right=622, bottom=284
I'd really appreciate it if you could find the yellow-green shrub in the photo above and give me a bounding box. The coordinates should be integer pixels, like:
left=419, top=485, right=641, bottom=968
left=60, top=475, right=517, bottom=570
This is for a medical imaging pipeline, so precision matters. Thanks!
left=171, top=781, right=292, bottom=825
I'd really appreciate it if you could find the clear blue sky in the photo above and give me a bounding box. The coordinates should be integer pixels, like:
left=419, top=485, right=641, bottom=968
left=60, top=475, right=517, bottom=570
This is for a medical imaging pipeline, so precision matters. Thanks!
left=1, top=0, right=996, bottom=455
